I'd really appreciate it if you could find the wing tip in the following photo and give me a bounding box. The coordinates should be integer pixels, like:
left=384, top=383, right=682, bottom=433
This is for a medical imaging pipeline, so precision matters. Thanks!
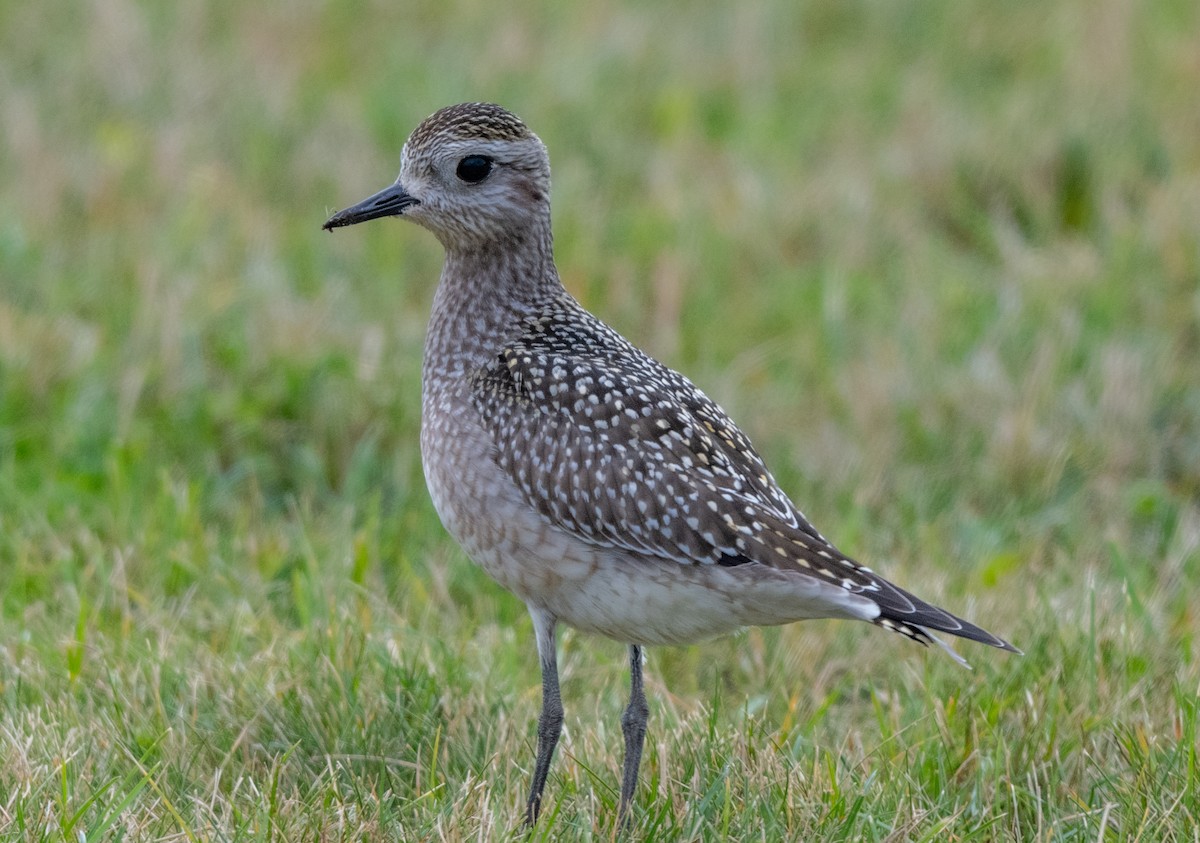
left=876, top=616, right=1021, bottom=668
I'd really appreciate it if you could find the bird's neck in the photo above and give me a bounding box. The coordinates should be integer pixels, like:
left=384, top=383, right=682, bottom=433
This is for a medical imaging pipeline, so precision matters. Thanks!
left=423, top=228, right=563, bottom=386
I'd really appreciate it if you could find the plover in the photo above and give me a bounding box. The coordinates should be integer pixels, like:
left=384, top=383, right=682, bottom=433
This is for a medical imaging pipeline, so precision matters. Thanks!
left=323, top=102, right=1018, bottom=824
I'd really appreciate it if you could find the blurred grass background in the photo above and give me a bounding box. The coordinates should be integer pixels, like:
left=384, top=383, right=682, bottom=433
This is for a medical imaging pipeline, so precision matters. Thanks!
left=1, top=0, right=1198, bottom=839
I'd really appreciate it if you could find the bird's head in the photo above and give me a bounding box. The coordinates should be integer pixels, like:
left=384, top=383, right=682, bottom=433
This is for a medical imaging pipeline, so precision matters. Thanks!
left=323, top=102, right=551, bottom=249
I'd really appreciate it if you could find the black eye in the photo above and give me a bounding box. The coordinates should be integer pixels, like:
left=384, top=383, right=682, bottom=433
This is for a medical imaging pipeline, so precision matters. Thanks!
left=456, top=155, right=493, bottom=183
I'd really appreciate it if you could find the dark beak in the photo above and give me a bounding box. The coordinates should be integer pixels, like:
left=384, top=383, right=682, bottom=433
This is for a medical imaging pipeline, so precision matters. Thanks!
left=322, top=181, right=420, bottom=231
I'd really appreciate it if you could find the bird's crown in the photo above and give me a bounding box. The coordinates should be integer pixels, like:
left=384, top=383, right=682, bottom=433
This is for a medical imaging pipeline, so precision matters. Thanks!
left=406, top=102, right=534, bottom=152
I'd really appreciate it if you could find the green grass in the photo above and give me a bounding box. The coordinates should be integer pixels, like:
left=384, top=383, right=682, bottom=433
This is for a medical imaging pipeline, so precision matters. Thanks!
left=2, top=0, right=1199, bottom=838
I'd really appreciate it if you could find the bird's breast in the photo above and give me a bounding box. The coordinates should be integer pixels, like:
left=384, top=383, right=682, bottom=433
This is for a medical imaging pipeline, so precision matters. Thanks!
left=420, top=380, right=603, bottom=600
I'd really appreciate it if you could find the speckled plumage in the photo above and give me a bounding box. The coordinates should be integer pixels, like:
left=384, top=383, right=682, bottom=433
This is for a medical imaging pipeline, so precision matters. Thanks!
left=324, top=102, right=1018, bottom=824
left=406, top=102, right=535, bottom=149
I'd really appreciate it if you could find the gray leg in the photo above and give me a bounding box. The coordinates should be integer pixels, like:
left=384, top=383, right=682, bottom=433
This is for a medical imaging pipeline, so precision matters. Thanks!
left=525, top=607, right=563, bottom=825
left=618, top=644, right=649, bottom=823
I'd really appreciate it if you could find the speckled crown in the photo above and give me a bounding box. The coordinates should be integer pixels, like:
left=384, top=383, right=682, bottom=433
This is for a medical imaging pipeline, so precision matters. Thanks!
left=407, top=103, right=534, bottom=150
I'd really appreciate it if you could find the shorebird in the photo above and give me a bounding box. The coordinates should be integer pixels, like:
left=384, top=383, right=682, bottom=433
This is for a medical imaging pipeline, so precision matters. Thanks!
left=323, top=102, right=1018, bottom=825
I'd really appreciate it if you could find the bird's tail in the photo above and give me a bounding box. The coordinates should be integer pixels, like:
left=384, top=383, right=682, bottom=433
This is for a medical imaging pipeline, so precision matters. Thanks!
left=873, top=600, right=1022, bottom=669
